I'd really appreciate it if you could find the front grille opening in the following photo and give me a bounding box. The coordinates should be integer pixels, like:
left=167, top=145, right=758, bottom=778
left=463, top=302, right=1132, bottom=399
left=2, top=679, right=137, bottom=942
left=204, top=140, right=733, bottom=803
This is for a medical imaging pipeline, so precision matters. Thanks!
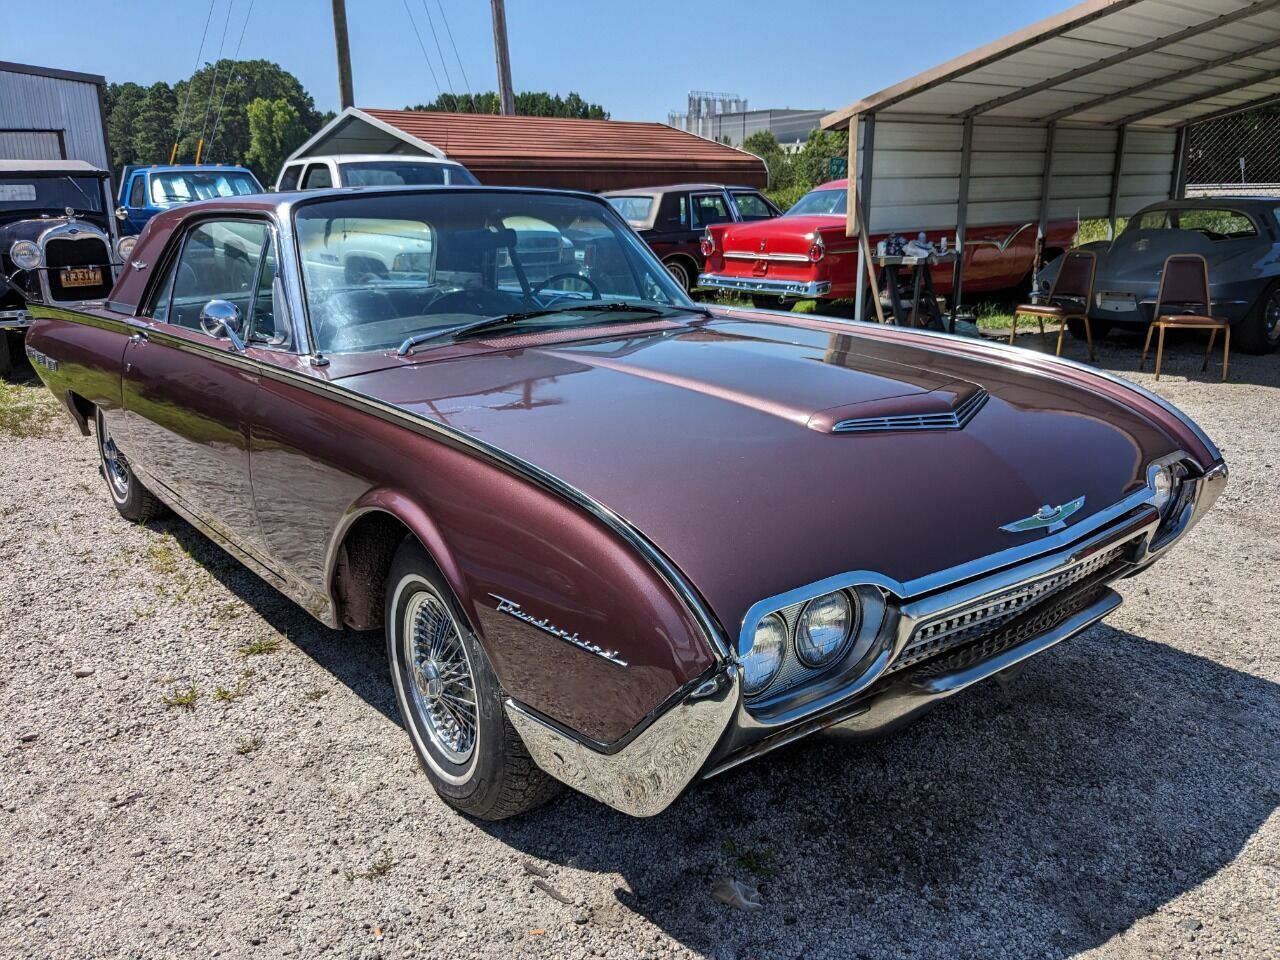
left=889, top=542, right=1132, bottom=674
left=45, top=237, right=113, bottom=301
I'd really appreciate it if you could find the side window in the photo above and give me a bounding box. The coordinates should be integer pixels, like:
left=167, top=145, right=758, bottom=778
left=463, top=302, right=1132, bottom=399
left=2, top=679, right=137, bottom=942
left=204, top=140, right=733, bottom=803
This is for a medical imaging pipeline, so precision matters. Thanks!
left=302, top=163, right=333, bottom=190
left=733, top=192, right=774, bottom=220
left=144, top=249, right=179, bottom=322
left=678, top=195, right=688, bottom=228
left=278, top=165, right=301, bottom=191
left=128, top=175, right=146, bottom=208
left=167, top=220, right=269, bottom=331
left=691, top=193, right=732, bottom=229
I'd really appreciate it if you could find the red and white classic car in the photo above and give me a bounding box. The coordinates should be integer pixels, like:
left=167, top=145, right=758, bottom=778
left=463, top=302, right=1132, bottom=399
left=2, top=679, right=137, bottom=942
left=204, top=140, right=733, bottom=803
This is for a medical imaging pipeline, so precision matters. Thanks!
left=698, top=178, right=1077, bottom=312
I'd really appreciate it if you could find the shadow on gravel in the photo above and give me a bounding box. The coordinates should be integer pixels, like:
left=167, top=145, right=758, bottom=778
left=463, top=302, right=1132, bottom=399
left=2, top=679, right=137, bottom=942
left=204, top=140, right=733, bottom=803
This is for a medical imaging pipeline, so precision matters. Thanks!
left=484, top=622, right=1280, bottom=960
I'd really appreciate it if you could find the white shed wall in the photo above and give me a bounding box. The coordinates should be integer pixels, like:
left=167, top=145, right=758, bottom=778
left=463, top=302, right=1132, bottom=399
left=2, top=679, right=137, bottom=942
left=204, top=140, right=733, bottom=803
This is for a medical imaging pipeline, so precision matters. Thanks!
left=0, top=67, right=108, bottom=170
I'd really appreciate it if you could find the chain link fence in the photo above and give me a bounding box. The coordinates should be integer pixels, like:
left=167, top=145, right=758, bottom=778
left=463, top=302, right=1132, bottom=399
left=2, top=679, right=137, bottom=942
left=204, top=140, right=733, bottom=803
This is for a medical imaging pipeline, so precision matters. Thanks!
left=1186, top=104, right=1280, bottom=197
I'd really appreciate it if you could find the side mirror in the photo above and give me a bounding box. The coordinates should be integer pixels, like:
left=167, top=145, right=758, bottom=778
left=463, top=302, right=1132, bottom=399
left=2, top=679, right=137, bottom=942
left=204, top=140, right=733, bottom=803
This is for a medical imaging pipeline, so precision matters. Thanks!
left=115, top=206, right=128, bottom=222
left=199, top=299, right=246, bottom=351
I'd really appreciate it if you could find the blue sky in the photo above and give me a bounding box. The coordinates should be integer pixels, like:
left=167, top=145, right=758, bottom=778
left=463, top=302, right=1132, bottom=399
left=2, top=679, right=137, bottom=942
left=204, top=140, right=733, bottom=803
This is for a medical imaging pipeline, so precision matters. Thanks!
left=7, top=0, right=1069, bottom=120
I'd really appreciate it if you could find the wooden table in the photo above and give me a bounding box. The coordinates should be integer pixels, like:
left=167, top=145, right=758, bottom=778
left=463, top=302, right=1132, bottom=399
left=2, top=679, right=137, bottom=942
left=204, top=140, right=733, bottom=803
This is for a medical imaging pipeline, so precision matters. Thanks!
left=872, top=251, right=960, bottom=332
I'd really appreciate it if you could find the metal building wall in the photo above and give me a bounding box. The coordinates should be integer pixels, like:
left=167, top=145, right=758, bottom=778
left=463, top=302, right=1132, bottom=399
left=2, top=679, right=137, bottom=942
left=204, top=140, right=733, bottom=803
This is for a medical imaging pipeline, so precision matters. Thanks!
left=0, top=66, right=109, bottom=169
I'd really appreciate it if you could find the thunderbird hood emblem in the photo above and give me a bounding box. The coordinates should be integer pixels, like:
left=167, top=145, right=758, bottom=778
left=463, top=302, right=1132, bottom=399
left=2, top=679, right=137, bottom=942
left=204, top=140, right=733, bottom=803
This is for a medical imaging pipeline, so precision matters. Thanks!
left=1000, top=496, right=1086, bottom=534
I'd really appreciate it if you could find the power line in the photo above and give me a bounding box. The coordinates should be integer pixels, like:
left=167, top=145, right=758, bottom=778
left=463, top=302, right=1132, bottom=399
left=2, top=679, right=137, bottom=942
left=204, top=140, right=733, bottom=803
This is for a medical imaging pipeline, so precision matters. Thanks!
left=208, top=0, right=256, bottom=161
left=421, top=0, right=454, bottom=94
left=196, top=0, right=236, bottom=161
left=171, top=0, right=217, bottom=162
left=402, top=0, right=442, bottom=98
left=435, top=0, right=471, bottom=97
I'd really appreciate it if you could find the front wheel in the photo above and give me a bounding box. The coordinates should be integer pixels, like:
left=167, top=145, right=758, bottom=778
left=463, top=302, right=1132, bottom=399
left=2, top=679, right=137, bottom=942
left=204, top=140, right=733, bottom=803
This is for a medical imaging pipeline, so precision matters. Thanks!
left=385, top=538, right=560, bottom=820
left=1237, top=280, right=1280, bottom=354
left=95, top=409, right=165, bottom=523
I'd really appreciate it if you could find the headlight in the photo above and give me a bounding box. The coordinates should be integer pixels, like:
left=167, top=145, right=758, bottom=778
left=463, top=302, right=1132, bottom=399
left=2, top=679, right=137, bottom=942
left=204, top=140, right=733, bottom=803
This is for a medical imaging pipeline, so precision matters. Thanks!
left=9, top=240, right=41, bottom=271
left=796, top=591, right=855, bottom=667
left=742, top=614, right=786, bottom=696
left=116, top=235, right=137, bottom=261
left=1150, top=465, right=1175, bottom=517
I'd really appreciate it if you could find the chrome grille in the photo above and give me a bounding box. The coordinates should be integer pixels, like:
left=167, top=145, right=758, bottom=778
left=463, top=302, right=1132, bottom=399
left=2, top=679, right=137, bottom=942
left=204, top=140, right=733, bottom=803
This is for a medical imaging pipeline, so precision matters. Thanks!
left=890, top=542, right=1127, bottom=673
left=832, top=389, right=987, bottom=434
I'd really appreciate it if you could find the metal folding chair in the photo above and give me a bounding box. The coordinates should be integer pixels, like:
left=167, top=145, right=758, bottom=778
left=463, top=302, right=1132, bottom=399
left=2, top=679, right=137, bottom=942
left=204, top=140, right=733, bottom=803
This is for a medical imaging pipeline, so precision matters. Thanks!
left=1010, top=250, right=1098, bottom=360
left=1139, top=254, right=1229, bottom=382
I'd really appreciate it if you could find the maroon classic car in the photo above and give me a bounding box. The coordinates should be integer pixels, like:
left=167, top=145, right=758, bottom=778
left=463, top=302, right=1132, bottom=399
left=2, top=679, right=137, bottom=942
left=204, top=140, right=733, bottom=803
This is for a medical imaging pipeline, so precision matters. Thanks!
left=25, top=186, right=1225, bottom=820
left=699, top=178, right=1077, bottom=310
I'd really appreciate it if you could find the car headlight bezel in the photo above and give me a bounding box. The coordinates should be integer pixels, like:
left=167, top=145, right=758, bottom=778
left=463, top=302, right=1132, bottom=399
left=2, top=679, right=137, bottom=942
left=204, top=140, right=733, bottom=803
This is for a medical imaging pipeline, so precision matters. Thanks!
left=741, top=613, right=786, bottom=697
left=115, top=235, right=137, bottom=261
left=795, top=590, right=857, bottom=668
left=9, top=239, right=42, bottom=271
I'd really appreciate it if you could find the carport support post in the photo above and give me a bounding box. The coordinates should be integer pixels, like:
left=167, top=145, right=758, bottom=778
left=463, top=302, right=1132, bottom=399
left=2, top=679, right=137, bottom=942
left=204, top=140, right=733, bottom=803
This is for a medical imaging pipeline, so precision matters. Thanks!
left=1173, top=125, right=1190, bottom=199
left=952, top=117, right=974, bottom=328
left=1108, top=124, right=1128, bottom=239
left=1036, top=122, right=1057, bottom=275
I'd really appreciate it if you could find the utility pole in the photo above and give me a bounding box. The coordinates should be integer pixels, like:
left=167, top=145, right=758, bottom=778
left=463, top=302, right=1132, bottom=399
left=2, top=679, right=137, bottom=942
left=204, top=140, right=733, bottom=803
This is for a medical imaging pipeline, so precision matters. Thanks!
left=490, top=0, right=515, bottom=115
left=332, top=0, right=355, bottom=110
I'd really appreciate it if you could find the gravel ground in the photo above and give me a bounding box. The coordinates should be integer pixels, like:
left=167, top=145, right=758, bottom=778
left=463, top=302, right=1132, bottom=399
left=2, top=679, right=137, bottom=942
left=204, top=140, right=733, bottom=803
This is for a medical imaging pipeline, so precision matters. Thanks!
left=1, top=330, right=1278, bottom=960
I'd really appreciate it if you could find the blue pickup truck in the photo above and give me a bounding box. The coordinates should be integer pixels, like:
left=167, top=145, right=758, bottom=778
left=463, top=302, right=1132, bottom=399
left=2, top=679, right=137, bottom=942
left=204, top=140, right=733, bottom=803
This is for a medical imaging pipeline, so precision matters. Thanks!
left=115, top=164, right=263, bottom=236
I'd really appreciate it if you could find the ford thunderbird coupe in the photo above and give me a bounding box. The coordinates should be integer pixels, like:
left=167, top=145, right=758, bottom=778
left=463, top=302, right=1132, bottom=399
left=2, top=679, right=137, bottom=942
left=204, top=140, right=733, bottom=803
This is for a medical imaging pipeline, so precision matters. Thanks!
left=25, top=186, right=1226, bottom=820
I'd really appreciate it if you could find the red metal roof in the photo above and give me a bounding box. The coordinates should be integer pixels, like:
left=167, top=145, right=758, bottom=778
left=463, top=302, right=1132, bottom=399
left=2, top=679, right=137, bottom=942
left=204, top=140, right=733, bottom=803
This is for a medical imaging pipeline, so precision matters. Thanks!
left=360, top=108, right=767, bottom=191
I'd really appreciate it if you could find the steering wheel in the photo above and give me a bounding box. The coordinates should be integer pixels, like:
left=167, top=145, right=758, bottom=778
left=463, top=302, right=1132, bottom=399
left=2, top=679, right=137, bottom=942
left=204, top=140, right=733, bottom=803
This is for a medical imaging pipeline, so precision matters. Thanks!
left=534, top=273, right=602, bottom=307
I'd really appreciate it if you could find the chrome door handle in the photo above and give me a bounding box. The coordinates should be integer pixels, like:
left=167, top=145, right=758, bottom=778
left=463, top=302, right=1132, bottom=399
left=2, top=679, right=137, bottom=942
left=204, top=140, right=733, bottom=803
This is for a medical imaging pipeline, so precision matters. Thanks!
left=128, top=331, right=148, bottom=344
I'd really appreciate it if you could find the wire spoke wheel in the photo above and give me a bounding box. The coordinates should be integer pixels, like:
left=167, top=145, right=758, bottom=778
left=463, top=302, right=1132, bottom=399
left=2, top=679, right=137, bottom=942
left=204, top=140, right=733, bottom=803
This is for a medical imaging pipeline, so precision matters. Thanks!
left=403, top=591, right=477, bottom=764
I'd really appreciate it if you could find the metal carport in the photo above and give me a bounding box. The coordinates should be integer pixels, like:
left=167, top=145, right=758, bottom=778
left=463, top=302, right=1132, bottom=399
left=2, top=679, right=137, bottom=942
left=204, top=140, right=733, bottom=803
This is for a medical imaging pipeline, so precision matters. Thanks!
left=821, top=0, right=1280, bottom=319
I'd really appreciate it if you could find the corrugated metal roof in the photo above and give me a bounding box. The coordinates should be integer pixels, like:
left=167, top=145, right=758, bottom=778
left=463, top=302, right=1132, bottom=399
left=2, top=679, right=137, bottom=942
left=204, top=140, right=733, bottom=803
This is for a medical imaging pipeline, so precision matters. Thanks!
left=824, top=0, right=1280, bottom=130
left=352, top=108, right=768, bottom=190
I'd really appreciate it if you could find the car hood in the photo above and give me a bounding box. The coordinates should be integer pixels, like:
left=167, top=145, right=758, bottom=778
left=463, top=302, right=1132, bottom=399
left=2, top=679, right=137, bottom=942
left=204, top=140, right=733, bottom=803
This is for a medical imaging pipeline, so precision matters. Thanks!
left=338, top=312, right=1178, bottom=636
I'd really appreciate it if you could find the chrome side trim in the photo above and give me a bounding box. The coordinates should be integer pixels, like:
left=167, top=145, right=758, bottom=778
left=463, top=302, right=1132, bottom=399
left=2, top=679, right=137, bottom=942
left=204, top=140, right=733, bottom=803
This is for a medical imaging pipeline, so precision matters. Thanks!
left=698, top=273, right=831, bottom=298
left=723, top=251, right=812, bottom=263
left=504, top=665, right=740, bottom=817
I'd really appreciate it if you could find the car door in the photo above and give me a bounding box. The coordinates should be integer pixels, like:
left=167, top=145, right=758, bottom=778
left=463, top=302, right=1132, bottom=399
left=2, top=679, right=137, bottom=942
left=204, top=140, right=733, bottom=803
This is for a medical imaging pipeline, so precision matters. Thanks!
left=123, top=173, right=151, bottom=236
left=118, top=217, right=272, bottom=557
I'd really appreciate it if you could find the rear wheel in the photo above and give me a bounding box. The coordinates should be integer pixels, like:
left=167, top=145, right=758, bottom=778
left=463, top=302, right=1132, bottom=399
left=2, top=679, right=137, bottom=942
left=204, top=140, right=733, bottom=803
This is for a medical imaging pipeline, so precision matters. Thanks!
left=1237, top=280, right=1280, bottom=354
left=663, top=258, right=692, bottom=292
left=95, top=409, right=165, bottom=523
left=385, top=538, right=560, bottom=820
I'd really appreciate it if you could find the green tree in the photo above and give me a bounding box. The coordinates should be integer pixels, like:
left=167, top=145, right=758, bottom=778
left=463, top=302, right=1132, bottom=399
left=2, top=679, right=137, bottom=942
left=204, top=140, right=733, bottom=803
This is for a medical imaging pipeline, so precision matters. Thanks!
left=105, top=81, right=146, bottom=170
left=170, top=58, right=322, bottom=165
left=244, top=98, right=308, bottom=182
left=792, top=128, right=849, bottom=190
left=409, top=90, right=608, bottom=119
left=131, top=82, right=178, bottom=165
left=741, top=130, right=795, bottom=191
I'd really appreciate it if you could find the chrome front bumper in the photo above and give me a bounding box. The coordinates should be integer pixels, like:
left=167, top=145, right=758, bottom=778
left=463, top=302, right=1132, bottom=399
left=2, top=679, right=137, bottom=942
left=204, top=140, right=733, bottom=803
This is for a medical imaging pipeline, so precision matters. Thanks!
left=506, top=459, right=1228, bottom=817
left=698, top=272, right=831, bottom=299
left=0, top=309, right=32, bottom=330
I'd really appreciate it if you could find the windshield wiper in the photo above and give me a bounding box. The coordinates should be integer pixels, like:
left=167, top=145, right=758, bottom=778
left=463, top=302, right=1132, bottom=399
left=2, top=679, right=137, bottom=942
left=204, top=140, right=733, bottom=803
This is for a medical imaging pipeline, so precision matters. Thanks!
left=396, top=301, right=710, bottom=356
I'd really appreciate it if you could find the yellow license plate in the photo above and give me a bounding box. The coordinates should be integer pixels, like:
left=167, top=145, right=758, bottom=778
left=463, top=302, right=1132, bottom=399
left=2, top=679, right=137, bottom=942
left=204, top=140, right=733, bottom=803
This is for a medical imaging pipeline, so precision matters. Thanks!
left=61, top=266, right=102, bottom=288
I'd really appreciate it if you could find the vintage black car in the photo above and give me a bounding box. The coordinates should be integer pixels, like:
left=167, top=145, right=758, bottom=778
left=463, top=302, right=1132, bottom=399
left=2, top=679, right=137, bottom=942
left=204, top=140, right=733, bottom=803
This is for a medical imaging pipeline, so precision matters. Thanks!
left=1, top=160, right=124, bottom=377
left=1039, top=196, right=1280, bottom=353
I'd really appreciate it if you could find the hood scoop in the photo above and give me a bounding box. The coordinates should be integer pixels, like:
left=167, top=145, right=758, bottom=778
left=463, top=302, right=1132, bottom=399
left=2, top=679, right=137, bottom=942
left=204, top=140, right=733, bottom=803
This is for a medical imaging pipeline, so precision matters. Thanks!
left=809, top=383, right=988, bottom=435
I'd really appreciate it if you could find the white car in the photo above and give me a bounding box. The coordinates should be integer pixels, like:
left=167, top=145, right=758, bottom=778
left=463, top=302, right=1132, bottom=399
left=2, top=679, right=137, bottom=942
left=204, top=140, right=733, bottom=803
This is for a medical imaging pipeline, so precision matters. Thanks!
left=275, top=154, right=478, bottom=191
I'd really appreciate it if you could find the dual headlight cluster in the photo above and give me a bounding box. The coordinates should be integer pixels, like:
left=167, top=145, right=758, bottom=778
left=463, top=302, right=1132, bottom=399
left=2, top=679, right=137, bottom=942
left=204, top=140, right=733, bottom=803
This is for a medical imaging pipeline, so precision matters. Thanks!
left=743, top=590, right=861, bottom=697
left=1149, top=461, right=1191, bottom=538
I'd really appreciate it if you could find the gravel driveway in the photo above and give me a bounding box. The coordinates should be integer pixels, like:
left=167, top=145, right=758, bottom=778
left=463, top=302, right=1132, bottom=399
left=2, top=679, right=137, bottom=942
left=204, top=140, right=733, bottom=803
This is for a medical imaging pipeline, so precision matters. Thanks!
left=1, top=332, right=1277, bottom=960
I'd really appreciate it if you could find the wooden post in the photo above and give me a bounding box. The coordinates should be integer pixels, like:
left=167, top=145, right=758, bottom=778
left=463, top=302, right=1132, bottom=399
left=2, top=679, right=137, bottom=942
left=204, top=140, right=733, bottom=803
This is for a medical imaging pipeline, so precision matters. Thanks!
left=491, top=0, right=516, bottom=115
left=332, top=0, right=355, bottom=110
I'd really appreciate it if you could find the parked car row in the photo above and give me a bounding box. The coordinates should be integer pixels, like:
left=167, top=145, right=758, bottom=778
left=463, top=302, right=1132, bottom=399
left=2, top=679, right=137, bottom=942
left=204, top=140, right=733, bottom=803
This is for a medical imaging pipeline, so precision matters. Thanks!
left=23, top=183, right=1226, bottom=819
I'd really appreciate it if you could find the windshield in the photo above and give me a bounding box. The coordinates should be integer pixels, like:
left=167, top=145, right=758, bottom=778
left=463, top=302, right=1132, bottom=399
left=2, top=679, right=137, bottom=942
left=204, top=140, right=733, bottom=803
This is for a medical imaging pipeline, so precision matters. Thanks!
left=1126, top=207, right=1257, bottom=240
left=0, top=175, right=104, bottom=215
left=605, top=195, right=653, bottom=224
left=785, top=187, right=847, bottom=217
left=295, top=191, right=692, bottom=354
left=150, top=171, right=261, bottom=205
left=338, top=161, right=479, bottom=187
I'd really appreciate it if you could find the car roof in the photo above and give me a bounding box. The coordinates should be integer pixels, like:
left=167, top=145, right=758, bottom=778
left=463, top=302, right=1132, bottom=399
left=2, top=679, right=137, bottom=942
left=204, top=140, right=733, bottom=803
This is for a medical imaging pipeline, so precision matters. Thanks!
left=139, top=164, right=256, bottom=173
left=600, top=183, right=761, bottom=197
left=284, top=153, right=466, bottom=166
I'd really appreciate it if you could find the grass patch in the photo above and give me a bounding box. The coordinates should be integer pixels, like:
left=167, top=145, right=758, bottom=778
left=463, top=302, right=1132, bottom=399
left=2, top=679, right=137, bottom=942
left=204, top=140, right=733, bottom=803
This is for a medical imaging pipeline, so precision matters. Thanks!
left=234, top=734, right=263, bottom=755
left=0, top=380, right=59, bottom=439
left=161, top=683, right=199, bottom=711
left=345, top=851, right=394, bottom=882
left=214, top=680, right=249, bottom=702
left=237, top=636, right=281, bottom=657
left=211, top=600, right=243, bottom=623
left=723, top=839, right=777, bottom=878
